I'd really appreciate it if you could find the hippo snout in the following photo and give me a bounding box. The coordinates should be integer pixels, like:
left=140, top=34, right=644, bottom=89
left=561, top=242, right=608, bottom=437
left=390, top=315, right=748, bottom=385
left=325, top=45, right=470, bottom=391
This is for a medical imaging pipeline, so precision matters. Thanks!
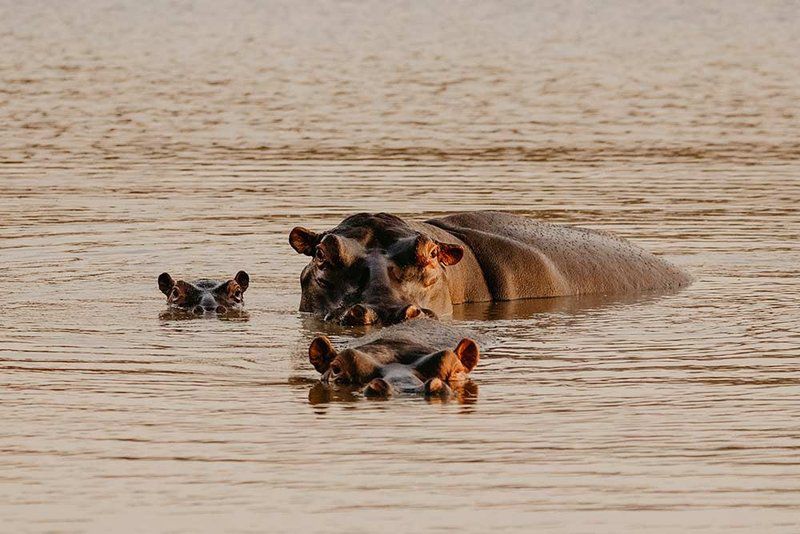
left=193, top=304, right=227, bottom=315
left=337, top=303, right=437, bottom=326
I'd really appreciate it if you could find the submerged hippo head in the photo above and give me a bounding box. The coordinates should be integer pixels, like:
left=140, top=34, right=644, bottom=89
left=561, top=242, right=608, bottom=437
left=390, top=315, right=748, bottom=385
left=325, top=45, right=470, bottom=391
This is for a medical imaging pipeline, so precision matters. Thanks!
left=290, top=213, right=463, bottom=325
left=308, top=335, right=480, bottom=393
left=158, top=271, right=249, bottom=315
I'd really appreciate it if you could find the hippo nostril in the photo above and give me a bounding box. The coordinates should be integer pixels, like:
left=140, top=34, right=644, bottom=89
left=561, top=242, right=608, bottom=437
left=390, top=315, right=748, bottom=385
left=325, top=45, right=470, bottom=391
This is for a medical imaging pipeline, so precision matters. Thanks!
left=193, top=306, right=204, bottom=315
left=216, top=306, right=227, bottom=314
left=403, top=305, right=422, bottom=320
left=342, top=304, right=376, bottom=325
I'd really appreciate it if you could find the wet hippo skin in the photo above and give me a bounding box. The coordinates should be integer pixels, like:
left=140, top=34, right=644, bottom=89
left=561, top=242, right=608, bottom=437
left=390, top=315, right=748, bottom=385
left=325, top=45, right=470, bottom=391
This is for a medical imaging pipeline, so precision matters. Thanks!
left=307, top=319, right=481, bottom=398
left=158, top=271, right=249, bottom=316
left=290, top=211, right=691, bottom=325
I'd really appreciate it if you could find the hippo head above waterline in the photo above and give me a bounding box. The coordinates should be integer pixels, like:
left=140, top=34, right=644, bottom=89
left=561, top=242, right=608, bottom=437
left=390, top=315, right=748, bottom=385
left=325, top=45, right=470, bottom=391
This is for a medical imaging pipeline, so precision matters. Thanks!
left=289, top=213, right=464, bottom=326
left=158, top=271, right=250, bottom=316
left=307, top=319, right=481, bottom=398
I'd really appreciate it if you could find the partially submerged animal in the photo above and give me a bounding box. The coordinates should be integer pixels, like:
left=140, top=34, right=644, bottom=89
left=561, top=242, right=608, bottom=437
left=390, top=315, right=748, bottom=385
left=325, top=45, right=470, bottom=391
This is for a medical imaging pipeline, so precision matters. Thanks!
left=307, top=319, right=481, bottom=398
left=290, top=211, right=691, bottom=325
left=158, top=271, right=249, bottom=315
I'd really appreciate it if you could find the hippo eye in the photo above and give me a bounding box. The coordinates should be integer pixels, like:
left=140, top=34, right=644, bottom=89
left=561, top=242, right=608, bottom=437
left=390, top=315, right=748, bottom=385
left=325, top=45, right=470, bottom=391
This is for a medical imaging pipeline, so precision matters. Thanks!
left=234, top=289, right=242, bottom=299
left=169, top=288, right=180, bottom=300
left=330, top=363, right=341, bottom=375
left=430, top=247, right=439, bottom=259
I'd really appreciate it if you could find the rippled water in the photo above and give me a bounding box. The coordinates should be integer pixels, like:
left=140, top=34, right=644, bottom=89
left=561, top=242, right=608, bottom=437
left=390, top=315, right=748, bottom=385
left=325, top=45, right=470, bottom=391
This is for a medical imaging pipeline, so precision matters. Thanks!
left=2, top=1, right=799, bottom=532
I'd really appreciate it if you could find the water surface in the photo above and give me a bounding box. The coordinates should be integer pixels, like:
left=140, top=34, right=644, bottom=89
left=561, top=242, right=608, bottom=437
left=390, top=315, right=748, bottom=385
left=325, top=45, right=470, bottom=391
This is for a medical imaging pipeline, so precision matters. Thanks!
left=2, top=1, right=799, bottom=532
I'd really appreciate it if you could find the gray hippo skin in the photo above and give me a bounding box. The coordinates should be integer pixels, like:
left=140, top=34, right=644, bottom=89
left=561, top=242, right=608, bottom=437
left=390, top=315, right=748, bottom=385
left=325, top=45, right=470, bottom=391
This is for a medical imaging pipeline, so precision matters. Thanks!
left=158, top=271, right=249, bottom=315
left=308, top=319, right=481, bottom=398
left=290, top=211, right=691, bottom=325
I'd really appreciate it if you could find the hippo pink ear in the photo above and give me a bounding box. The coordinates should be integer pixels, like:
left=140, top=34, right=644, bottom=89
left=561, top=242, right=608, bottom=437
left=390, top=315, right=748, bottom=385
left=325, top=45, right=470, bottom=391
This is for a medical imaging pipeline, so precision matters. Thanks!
left=454, top=338, right=479, bottom=372
left=290, top=227, right=319, bottom=256
left=414, top=235, right=463, bottom=267
left=309, top=336, right=337, bottom=373
left=436, top=242, right=464, bottom=266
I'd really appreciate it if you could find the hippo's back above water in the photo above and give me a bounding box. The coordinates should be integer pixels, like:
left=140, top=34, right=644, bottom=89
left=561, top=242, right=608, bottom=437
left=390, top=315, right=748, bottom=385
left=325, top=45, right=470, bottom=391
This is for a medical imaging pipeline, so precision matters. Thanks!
left=427, top=211, right=691, bottom=301
left=349, top=319, right=490, bottom=353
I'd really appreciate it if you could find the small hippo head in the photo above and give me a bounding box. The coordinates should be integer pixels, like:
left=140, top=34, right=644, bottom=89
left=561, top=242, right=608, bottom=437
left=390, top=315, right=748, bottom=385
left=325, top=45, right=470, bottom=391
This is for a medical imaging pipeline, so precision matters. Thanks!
left=158, top=271, right=249, bottom=315
left=290, top=213, right=463, bottom=325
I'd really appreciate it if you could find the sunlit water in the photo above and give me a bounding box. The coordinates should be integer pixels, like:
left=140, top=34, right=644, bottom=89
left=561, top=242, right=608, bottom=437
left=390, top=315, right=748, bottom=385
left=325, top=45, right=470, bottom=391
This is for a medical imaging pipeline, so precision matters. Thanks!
left=1, top=1, right=799, bottom=532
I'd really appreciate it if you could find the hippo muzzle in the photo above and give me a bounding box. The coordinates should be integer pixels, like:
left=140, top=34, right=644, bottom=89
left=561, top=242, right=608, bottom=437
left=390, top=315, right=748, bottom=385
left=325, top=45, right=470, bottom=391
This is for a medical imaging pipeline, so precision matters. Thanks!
left=330, top=303, right=438, bottom=326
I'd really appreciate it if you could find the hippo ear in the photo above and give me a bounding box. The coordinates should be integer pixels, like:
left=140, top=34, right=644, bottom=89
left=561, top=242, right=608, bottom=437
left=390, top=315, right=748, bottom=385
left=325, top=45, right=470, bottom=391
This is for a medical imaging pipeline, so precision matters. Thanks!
left=414, top=235, right=438, bottom=265
left=454, top=338, right=479, bottom=372
left=234, top=271, right=250, bottom=292
left=436, top=242, right=464, bottom=266
left=309, top=336, right=337, bottom=373
left=158, top=273, right=175, bottom=295
left=289, top=227, right=319, bottom=256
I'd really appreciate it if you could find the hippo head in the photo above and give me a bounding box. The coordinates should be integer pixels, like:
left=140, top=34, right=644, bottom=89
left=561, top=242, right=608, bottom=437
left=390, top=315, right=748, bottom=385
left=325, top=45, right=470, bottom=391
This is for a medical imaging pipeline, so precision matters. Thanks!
left=289, top=213, right=463, bottom=325
left=308, top=335, right=480, bottom=387
left=158, top=271, right=249, bottom=315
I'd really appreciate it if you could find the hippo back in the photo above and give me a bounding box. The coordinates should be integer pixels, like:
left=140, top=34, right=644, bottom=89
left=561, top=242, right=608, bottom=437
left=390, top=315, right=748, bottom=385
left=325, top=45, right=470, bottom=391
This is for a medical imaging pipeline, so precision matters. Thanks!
left=427, top=211, right=690, bottom=300
left=345, top=318, right=490, bottom=364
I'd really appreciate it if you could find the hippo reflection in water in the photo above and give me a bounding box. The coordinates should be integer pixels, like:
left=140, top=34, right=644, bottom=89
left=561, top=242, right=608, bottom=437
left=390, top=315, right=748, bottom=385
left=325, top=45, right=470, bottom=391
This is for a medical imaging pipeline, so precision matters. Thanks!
left=290, top=211, right=691, bottom=325
left=158, top=271, right=249, bottom=316
left=308, top=319, right=481, bottom=398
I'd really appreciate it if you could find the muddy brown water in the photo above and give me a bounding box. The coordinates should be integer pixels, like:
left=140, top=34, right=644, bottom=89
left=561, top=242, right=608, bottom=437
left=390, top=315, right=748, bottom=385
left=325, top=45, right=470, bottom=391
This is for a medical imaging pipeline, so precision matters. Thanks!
left=1, top=1, right=799, bottom=532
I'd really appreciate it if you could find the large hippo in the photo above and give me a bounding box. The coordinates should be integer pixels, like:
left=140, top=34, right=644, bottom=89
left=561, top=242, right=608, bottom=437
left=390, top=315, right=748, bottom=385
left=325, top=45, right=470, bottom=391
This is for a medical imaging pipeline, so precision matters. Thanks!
left=289, top=211, right=690, bottom=325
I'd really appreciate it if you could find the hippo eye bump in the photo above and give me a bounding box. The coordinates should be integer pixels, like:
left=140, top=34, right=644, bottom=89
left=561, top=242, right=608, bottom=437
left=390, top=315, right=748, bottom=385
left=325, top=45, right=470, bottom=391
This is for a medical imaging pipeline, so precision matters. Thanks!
left=234, top=289, right=242, bottom=300
left=169, top=288, right=180, bottom=300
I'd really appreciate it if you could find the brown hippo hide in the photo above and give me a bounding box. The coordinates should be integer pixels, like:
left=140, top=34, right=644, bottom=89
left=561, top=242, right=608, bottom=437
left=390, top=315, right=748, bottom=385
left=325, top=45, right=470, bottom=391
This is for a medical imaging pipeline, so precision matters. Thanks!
left=428, top=211, right=691, bottom=300
left=158, top=271, right=250, bottom=316
left=307, top=319, right=481, bottom=398
left=290, top=211, right=690, bottom=324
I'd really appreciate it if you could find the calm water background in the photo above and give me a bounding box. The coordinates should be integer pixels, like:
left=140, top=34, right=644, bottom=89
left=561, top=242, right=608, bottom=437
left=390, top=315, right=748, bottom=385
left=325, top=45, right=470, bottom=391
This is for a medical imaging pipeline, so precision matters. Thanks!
left=1, top=1, right=799, bottom=532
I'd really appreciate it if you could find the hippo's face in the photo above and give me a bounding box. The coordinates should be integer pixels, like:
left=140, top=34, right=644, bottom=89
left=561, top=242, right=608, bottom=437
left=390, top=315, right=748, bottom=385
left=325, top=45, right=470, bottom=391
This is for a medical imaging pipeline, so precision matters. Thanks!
left=308, top=335, right=480, bottom=389
left=290, top=213, right=463, bottom=325
left=158, top=271, right=249, bottom=315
